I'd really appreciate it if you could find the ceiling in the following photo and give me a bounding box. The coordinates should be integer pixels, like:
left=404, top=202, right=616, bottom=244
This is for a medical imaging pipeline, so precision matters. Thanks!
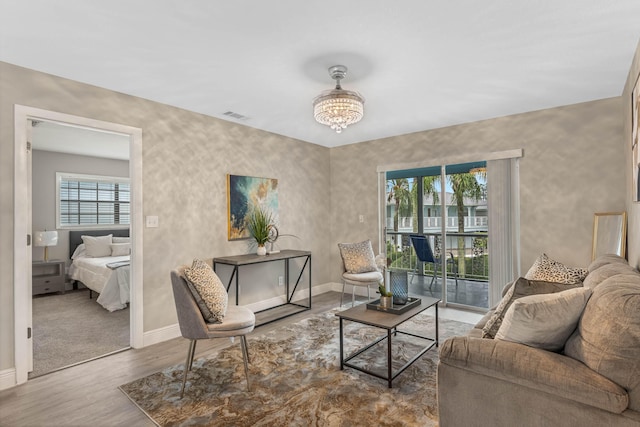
left=2, top=0, right=640, bottom=149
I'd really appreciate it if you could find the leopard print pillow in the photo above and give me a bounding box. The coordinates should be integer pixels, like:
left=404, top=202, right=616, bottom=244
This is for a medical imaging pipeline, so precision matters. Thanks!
left=184, top=259, right=228, bottom=323
left=525, top=253, right=588, bottom=285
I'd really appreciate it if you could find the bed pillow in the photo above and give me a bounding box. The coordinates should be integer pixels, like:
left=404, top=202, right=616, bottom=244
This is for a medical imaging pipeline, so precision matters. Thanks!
left=525, top=253, right=588, bottom=285
left=183, top=259, right=228, bottom=323
left=112, top=236, right=130, bottom=243
left=81, top=234, right=113, bottom=257
left=495, top=287, right=592, bottom=351
left=481, top=277, right=580, bottom=338
left=338, top=240, right=378, bottom=274
left=110, top=243, right=131, bottom=256
left=71, top=243, right=86, bottom=259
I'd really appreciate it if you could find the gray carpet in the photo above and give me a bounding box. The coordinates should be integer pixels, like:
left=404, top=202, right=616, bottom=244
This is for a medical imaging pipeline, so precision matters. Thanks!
left=120, top=308, right=472, bottom=426
left=30, top=289, right=130, bottom=378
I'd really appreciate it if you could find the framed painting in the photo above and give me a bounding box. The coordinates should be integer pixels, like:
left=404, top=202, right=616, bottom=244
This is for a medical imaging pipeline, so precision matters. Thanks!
left=632, top=71, right=640, bottom=202
left=227, top=174, right=278, bottom=240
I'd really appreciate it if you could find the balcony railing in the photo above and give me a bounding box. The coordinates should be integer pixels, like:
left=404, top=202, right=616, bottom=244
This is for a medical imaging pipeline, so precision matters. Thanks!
left=387, top=216, right=488, bottom=232
left=384, top=231, right=489, bottom=281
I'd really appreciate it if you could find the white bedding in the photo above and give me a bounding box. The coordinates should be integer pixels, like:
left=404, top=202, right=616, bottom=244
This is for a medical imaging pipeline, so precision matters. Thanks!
left=69, top=255, right=130, bottom=312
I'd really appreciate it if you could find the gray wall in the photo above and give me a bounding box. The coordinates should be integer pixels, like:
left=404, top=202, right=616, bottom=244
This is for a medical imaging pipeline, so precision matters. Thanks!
left=624, top=40, right=640, bottom=268
left=329, top=97, right=626, bottom=280
left=0, top=61, right=331, bottom=371
left=31, top=150, right=129, bottom=265
left=1, top=43, right=636, bottom=373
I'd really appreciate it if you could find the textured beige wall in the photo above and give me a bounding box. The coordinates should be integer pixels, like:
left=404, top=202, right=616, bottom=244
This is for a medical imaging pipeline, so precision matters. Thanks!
left=0, top=62, right=331, bottom=370
left=330, top=97, right=625, bottom=283
left=624, top=40, right=640, bottom=269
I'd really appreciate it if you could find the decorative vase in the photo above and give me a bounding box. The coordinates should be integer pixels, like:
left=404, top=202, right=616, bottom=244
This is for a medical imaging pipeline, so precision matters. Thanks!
left=380, top=295, right=393, bottom=308
left=256, top=245, right=267, bottom=256
left=390, top=269, right=409, bottom=305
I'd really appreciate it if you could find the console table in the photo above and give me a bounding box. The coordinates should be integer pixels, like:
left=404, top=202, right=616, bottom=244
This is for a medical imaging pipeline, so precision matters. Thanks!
left=213, top=250, right=311, bottom=326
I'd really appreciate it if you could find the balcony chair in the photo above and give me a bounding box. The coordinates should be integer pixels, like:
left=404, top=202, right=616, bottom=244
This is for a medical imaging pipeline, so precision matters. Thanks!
left=170, top=266, right=255, bottom=398
left=338, top=240, right=384, bottom=307
left=409, top=234, right=458, bottom=289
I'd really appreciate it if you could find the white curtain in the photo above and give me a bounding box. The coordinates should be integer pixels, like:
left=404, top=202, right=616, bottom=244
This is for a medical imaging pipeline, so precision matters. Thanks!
left=487, top=158, right=521, bottom=307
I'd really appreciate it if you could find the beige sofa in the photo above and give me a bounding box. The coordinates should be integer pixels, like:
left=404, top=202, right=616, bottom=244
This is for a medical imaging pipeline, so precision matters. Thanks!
left=437, top=254, right=640, bottom=427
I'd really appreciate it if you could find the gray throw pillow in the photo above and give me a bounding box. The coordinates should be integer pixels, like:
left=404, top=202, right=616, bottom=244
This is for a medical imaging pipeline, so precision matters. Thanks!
left=184, top=259, right=228, bottom=323
left=338, top=240, right=378, bottom=274
left=482, top=277, right=579, bottom=338
left=495, top=287, right=592, bottom=351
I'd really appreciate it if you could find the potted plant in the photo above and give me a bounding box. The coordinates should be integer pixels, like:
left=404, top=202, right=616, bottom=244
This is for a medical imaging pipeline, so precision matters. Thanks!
left=378, top=283, right=393, bottom=308
left=247, top=205, right=276, bottom=255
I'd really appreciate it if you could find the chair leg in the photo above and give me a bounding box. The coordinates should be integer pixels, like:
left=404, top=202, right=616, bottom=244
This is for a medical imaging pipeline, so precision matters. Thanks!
left=367, top=285, right=370, bottom=301
left=240, top=335, right=251, bottom=391
left=351, top=285, right=356, bottom=307
left=180, top=339, right=197, bottom=399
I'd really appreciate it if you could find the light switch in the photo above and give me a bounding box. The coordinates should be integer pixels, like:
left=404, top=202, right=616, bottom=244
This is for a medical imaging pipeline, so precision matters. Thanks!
left=359, top=215, right=365, bottom=223
left=146, top=215, right=159, bottom=228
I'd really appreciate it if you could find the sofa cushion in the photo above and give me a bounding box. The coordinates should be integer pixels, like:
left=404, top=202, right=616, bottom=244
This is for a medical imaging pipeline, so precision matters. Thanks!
left=525, top=253, right=588, bottom=285
left=482, top=277, right=579, bottom=339
left=587, top=254, right=628, bottom=273
left=495, top=287, right=592, bottom=351
left=439, top=336, right=629, bottom=413
left=564, top=273, right=640, bottom=412
left=582, top=262, right=637, bottom=289
left=338, top=240, right=378, bottom=274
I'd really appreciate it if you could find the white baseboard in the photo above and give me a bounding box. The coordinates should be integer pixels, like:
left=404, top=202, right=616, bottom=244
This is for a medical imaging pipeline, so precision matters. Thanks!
left=141, top=283, right=344, bottom=348
left=0, top=368, right=16, bottom=391
left=143, top=323, right=181, bottom=347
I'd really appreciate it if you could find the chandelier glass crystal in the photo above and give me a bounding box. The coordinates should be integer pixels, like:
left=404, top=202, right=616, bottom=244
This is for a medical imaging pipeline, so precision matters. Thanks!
left=313, top=65, right=364, bottom=133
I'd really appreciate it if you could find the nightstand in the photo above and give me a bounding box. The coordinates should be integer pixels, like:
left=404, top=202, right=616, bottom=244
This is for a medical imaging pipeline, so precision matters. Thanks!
left=32, top=260, right=66, bottom=295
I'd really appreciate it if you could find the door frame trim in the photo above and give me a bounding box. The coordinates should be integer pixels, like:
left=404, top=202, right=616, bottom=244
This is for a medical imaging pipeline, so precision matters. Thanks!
left=13, top=105, right=143, bottom=385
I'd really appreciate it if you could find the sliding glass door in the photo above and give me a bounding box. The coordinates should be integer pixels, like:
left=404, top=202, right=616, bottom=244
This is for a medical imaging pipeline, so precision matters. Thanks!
left=384, top=162, right=489, bottom=310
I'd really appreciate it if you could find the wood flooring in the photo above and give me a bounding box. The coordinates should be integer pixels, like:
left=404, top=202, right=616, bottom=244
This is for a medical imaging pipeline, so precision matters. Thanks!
left=0, top=291, right=480, bottom=426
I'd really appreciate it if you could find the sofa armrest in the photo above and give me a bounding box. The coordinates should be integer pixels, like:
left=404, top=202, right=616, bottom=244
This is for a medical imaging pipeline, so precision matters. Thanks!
left=439, top=336, right=628, bottom=413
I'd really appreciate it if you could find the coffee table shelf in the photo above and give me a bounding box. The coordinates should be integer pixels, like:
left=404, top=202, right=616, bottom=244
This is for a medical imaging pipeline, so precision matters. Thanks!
left=336, top=296, right=440, bottom=388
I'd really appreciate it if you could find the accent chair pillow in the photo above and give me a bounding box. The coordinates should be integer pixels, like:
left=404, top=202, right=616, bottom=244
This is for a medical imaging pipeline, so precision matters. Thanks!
left=482, top=277, right=580, bottom=338
left=81, top=234, right=113, bottom=257
left=338, top=240, right=378, bottom=274
left=110, top=243, right=131, bottom=256
left=525, top=253, right=588, bottom=285
left=495, top=287, right=592, bottom=351
left=184, top=259, right=228, bottom=323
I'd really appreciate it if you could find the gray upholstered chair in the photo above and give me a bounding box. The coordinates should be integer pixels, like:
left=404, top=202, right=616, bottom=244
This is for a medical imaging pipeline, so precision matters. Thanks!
left=170, top=267, right=255, bottom=398
left=338, top=240, right=384, bottom=307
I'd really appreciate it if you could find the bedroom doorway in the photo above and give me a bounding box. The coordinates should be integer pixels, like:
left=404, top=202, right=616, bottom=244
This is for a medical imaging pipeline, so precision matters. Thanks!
left=13, top=106, right=143, bottom=385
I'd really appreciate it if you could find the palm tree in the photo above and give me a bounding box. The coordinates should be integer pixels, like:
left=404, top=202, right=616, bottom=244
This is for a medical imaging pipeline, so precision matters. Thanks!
left=448, top=171, right=485, bottom=277
left=411, top=176, right=440, bottom=232
left=387, top=178, right=412, bottom=246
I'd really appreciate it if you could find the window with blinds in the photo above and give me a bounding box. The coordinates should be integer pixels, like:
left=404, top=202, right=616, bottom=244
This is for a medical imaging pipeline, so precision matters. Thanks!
left=56, top=172, right=130, bottom=227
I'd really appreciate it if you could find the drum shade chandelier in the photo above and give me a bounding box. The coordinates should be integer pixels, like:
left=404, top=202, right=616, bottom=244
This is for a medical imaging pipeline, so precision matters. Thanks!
left=313, top=65, right=364, bottom=133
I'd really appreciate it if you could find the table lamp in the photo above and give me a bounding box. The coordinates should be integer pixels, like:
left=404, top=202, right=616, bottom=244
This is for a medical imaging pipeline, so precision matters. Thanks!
left=34, top=230, right=58, bottom=262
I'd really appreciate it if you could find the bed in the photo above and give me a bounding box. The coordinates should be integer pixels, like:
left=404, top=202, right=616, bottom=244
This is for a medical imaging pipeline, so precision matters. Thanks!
left=68, top=229, right=130, bottom=312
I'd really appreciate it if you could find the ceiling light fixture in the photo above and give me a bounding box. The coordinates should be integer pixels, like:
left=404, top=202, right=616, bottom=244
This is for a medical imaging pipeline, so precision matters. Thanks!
left=313, top=65, right=364, bottom=133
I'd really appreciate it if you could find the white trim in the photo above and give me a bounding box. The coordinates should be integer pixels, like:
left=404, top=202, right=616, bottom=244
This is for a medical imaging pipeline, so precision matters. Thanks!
left=376, top=148, right=523, bottom=173
left=142, top=283, right=339, bottom=348
left=13, top=105, right=144, bottom=388
left=0, top=369, right=16, bottom=391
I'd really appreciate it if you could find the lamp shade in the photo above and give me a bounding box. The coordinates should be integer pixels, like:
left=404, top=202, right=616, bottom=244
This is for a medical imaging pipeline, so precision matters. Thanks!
left=34, top=230, right=58, bottom=247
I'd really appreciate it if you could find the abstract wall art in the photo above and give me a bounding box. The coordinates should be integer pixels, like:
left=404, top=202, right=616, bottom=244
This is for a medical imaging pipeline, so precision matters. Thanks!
left=227, top=174, right=279, bottom=240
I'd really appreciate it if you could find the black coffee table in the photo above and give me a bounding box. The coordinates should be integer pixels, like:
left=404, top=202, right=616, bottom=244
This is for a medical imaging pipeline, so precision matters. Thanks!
left=335, top=296, right=440, bottom=388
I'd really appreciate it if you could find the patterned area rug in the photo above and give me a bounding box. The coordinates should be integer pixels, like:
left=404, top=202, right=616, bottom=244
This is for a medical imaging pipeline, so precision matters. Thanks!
left=119, top=308, right=472, bottom=426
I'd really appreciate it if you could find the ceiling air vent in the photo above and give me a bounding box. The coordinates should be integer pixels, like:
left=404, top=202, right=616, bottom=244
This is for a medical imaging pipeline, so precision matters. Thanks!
left=223, top=111, right=249, bottom=120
